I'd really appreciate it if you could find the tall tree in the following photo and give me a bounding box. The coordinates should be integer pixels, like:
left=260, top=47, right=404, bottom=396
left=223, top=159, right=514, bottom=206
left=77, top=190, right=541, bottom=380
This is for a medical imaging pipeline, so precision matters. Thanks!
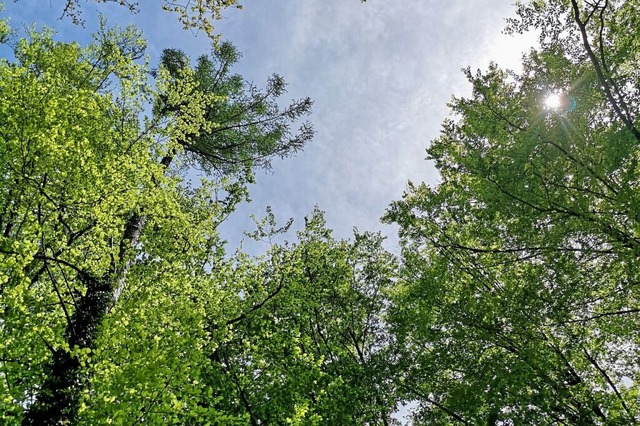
left=385, top=0, right=640, bottom=424
left=201, top=208, right=399, bottom=425
left=0, top=16, right=312, bottom=424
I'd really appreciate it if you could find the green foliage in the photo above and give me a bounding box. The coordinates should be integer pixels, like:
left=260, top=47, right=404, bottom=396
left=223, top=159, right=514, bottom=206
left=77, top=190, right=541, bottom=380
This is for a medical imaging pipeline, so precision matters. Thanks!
left=0, top=15, right=314, bottom=424
left=203, top=207, right=399, bottom=425
left=31, top=0, right=243, bottom=39
left=7, top=0, right=640, bottom=424
left=155, top=42, right=313, bottom=181
left=0, top=21, right=156, bottom=422
left=385, top=0, right=640, bottom=423
left=160, top=0, right=243, bottom=39
left=0, top=10, right=395, bottom=425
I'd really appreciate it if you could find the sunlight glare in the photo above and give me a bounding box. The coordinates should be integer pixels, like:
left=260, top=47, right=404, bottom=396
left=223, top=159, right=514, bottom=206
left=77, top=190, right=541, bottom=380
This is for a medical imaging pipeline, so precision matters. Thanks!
left=544, top=93, right=562, bottom=109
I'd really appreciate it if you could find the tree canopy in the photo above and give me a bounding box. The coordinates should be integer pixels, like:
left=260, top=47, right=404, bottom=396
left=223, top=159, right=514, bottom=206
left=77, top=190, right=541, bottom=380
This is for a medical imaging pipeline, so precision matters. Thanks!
left=0, top=14, right=316, bottom=424
left=2, top=0, right=640, bottom=424
left=385, top=0, right=640, bottom=423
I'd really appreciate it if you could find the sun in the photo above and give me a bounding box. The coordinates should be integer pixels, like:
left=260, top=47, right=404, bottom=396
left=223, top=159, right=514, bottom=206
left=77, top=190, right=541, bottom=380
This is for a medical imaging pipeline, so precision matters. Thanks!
left=544, top=93, right=562, bottom=110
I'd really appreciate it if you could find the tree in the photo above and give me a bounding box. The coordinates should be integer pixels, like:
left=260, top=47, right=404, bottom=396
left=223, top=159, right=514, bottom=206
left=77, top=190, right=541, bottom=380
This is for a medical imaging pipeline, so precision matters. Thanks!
left=0, top=16, right=312, bottom=424
left=154, top=44, right=313, bottom=180
left=201, top=207, right=399, bottom=425
left=384, top=0, right=640, bottom=424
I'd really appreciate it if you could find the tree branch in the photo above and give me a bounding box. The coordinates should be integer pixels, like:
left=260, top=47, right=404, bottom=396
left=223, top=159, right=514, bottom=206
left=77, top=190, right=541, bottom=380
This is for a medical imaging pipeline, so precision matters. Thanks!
left=570, top=0, right=640, bottom=142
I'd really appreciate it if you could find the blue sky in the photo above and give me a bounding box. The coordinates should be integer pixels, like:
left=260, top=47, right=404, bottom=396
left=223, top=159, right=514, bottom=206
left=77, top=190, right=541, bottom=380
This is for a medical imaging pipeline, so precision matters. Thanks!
left=1, top=0, right=535, bottom=253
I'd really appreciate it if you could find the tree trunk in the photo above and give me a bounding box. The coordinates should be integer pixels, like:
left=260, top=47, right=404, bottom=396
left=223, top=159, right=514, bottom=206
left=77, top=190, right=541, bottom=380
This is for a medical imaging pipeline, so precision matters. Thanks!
left=22, top=155, right=173, bottom=424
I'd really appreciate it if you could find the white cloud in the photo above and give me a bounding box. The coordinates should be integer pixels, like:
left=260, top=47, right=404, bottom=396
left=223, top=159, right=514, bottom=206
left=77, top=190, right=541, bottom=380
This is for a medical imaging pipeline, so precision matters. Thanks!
left=205, top=1, right=538, bottom=251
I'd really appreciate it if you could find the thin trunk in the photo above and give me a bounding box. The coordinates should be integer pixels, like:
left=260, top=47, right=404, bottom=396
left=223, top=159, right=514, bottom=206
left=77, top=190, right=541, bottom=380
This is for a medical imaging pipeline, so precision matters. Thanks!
left=112, top=154, right=173, bottom=308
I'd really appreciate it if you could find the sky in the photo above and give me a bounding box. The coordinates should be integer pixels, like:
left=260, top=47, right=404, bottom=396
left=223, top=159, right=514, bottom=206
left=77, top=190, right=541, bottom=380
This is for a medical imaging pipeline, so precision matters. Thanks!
left=1, top=2, right=536, bottom=422
left=1, top=0, right=536, bottom=254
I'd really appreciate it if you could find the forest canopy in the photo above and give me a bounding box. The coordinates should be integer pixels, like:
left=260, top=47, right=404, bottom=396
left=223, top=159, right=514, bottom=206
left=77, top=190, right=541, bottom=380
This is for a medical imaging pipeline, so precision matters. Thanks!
left=1, top=0, right=639, bottom=424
